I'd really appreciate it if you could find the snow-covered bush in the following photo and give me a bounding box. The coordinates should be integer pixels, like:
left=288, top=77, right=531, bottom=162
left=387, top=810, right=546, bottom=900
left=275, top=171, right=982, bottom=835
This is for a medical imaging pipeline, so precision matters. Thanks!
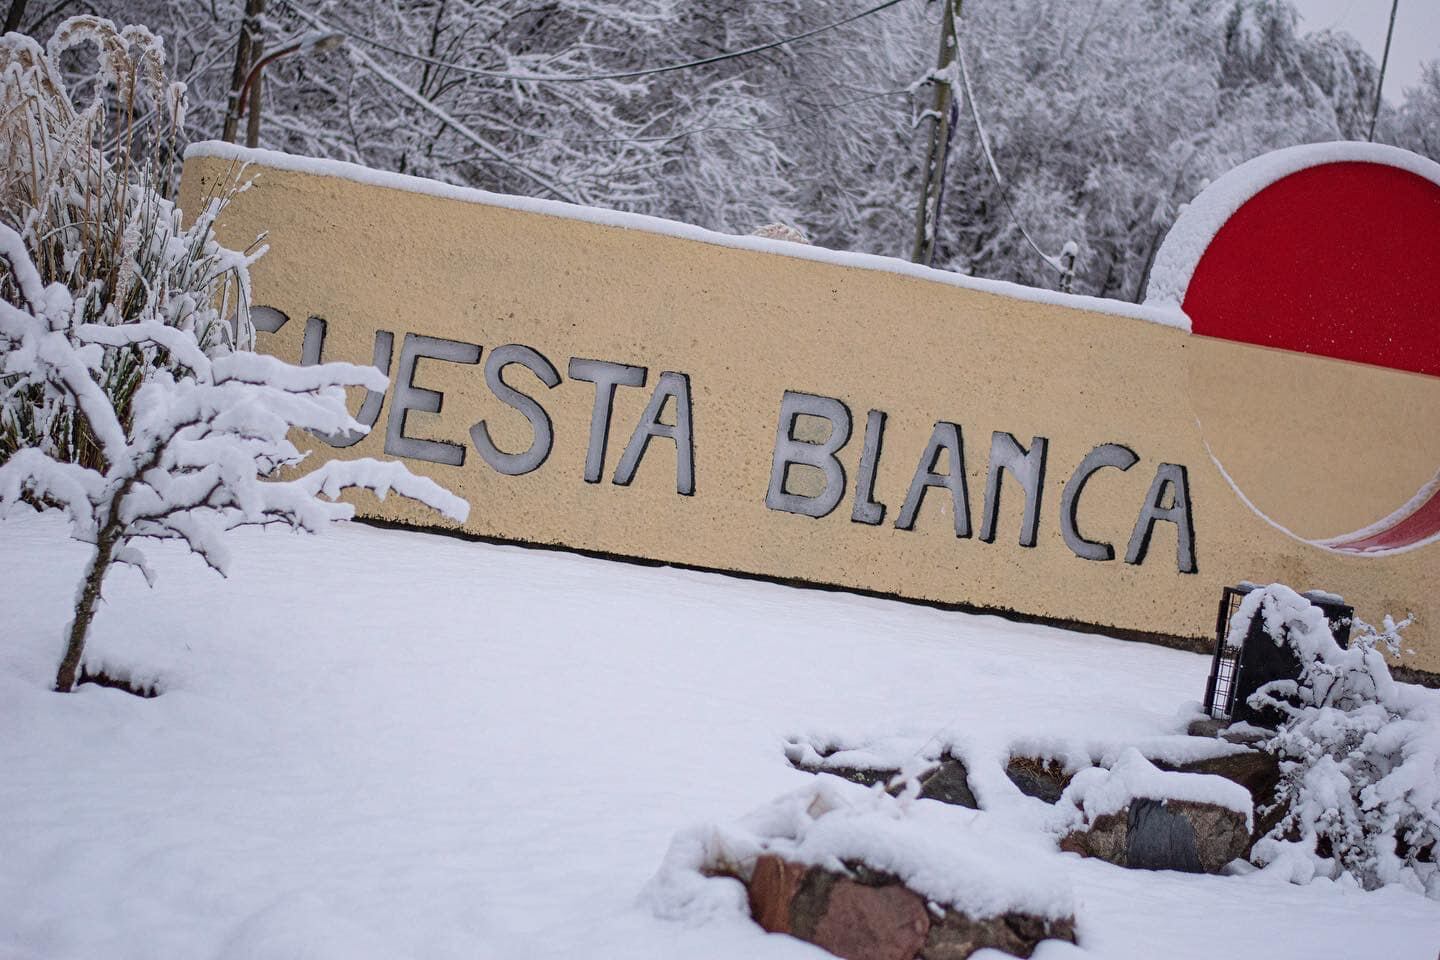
left=0, top=217, right=469, bottom=693
left=1241, top=584, right=1439, bottom=898
left=0, top=20, right=470, bottom=693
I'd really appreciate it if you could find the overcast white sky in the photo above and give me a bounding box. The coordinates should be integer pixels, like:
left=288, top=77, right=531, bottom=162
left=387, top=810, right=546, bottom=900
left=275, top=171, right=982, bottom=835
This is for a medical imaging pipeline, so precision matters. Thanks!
left=1291, top=0, right=1437, bottom=99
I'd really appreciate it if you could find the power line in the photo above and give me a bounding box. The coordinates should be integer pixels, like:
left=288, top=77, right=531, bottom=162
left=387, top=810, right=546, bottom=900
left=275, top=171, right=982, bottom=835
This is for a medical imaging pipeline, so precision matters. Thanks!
left=285, top=3, right=585, bottom=204
left=512, top=88, right=911, bottom=146
left=280, top=0, right=912, bottom=85
left=953, top=32, right=1068, bottom=276
left=1367, top=0, right=1400, bottom=142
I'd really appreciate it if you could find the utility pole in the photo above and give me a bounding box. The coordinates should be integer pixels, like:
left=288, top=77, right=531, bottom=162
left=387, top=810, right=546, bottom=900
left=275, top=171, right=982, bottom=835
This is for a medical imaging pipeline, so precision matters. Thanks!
left=1367, top=0, right=1399, bottom=142
left=222, top=0, right=266, bottom=144
left=910, top=0, right=962, bottom=267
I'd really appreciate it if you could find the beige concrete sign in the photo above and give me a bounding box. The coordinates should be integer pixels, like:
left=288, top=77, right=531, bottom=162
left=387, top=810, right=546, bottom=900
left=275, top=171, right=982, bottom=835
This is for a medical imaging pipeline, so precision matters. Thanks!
left=181, top=144, right=1440, bottom=671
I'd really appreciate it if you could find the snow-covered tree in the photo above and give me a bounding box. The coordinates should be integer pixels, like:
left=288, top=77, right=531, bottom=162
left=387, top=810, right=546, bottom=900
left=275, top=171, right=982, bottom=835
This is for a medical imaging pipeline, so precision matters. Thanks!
left=0, top=223, right=469, bottom=693
left=1391, top=61, right=1440, bottom=160
left=0, top=20, right=469, bottom=693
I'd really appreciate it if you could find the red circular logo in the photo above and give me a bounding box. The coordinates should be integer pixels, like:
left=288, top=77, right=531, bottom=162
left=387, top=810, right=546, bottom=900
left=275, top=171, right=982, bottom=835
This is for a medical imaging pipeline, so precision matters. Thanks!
left=1150, top=143, right=1440, bottom=553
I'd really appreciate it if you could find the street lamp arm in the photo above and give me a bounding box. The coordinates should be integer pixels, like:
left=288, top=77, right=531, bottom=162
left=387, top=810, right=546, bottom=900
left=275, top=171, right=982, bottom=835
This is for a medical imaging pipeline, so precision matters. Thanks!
left=236, top=32, right=344, bottom=120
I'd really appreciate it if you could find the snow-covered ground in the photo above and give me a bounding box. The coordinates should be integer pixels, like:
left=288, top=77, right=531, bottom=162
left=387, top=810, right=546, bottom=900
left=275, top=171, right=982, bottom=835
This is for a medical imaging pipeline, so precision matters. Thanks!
left=1, top=513, right=1435, bottom=959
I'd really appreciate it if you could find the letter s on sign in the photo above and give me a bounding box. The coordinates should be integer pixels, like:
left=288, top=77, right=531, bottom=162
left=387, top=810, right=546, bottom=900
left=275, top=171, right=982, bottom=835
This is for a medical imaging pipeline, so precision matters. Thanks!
left=470, top=344, right=561, bottom=476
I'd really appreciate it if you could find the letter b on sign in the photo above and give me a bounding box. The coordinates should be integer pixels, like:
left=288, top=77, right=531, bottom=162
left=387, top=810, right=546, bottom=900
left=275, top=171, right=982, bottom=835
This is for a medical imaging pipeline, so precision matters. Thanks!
left=766, top=391, right=852, bottom=518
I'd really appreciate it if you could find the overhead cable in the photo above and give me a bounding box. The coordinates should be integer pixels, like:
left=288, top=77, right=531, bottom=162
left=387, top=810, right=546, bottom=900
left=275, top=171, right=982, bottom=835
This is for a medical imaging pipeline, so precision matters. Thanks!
left=953, top=34, right=1069, bottom=276
left=281, top=0, right=911, bottom=84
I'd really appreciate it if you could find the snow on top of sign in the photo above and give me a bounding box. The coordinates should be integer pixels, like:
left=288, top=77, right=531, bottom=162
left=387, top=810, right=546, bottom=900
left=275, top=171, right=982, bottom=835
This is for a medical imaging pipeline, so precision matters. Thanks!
left=185, top=141, right=1189, bottom=331
left=1056, top=748, right=1254, bottom=830
left=1144, top=141, right=1440, bottom=307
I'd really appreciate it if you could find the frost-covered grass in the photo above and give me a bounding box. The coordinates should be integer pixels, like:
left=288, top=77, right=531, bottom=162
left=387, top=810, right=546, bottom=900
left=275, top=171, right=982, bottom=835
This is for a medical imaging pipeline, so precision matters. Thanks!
left=1, top=513, right=1437, bottom=959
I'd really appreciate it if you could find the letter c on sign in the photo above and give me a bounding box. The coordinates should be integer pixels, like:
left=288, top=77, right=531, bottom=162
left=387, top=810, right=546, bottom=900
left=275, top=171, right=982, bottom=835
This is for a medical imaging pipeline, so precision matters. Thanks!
left=1061, top=443, right=1139, bottom=562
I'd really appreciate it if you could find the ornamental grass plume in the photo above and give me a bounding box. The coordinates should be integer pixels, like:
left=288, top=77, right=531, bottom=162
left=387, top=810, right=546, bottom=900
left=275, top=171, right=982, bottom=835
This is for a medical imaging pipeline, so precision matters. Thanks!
left=0, top=16, right=256, bottom=470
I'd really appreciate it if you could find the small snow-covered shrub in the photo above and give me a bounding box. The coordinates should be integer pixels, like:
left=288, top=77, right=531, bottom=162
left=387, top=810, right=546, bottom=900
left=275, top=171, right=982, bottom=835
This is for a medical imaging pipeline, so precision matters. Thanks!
left=0, top=18, right=249, bottom=470
left=0, top=19, right=470, bottom=693
left=1241, top=584, right=1439, bottom=898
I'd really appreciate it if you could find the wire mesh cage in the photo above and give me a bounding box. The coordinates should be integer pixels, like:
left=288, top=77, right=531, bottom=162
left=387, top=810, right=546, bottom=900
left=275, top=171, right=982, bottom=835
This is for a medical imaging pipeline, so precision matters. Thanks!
left=1203, top=584, right=1354, bottom=726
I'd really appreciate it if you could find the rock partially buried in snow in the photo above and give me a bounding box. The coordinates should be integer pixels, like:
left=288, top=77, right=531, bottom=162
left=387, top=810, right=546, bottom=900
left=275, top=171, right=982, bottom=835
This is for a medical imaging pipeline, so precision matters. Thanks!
left=923, top=907, right=1077, bottom=960
left=1056, top=749, right=1252, bottom=873
left=746, top=854, right=1073, bottom=960
left=1005, top=755, right=1076, bottom=803
left=788, top=754, right=979, bottom=810
left=646, top=779, right=1076, bottom=960
left=784, top=739, right=979, bottom=809
left=1157, top=748, right=1283, bottom=851
left=915, top=758, right=979, bottom=809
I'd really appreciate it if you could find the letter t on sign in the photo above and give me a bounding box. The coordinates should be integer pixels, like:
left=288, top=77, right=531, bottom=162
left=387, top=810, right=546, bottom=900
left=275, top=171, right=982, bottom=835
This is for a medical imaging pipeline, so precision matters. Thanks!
left=569, top=358, right=646, bottom=483
left=765, top=391, right=853, bottom=518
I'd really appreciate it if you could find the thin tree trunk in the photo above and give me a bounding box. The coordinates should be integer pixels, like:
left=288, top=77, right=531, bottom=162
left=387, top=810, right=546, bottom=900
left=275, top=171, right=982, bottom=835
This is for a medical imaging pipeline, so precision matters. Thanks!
left=222, top=0, right=265, bottom=143
left=54, top=467, right=149, bottom=692
left=3, top=0, right=28, bottom=34
left=245, top=23, right=265, bottom=148
left=54, top=530, right=118, bottom=692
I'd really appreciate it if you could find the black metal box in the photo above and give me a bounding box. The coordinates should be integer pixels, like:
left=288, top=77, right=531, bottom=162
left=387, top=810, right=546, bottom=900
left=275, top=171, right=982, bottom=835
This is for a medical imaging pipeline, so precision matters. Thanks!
left=1203, top=584, right=1353, bottom=727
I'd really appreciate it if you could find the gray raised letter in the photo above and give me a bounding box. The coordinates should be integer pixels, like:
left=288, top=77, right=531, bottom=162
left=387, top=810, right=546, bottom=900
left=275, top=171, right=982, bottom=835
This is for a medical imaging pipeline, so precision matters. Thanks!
left=384, top=333, right=482, bottom=466
left=471, top=344, right=561, bottom=476
left=765, top=391, right=852, bottom=518
left=614, top=372, right=694, bottom=495
left=895, top=421, right=970, bottom=537
left=979, top=432, right=1049, bottom=547
left=250, top=305, right=289, bottom=334
left=296, top=316, right=394, bottom=448
left=1061, top=443, right=1139, bottom=561
left=568, top=357, right=647, bottom=483
left=851, top=409, right=888, bottom=525
left=1125, top=462, right=1197, bottom=574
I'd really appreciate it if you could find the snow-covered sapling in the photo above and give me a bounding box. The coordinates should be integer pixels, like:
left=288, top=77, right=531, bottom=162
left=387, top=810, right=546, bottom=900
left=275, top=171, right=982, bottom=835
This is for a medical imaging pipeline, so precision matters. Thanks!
left=0, top=226, right=468, bottom=692
left=0, top=20, right=467, bottom=693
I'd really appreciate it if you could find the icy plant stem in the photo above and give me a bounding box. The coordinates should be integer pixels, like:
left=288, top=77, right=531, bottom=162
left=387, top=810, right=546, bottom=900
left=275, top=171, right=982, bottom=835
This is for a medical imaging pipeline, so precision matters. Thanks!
left=56, top=522, right=119, bottom=693
left=54, top=455, right=151, bottom=693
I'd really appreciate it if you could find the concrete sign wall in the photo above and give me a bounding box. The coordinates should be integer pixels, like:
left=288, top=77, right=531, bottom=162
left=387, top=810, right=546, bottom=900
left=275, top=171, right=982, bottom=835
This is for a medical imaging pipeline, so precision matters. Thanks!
left=180, top=144, right=1440, bottom=671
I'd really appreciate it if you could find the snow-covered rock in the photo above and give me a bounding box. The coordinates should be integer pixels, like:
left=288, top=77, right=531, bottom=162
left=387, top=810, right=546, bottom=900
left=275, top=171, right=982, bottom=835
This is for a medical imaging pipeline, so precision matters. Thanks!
left=1056, top=749, right=1252, bottom=873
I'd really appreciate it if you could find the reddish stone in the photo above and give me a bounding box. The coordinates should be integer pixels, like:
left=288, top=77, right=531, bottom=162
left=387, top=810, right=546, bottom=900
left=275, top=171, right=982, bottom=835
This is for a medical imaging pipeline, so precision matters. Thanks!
left=747, top=854, right=808, bottom=935
left=810, top=877, right=931, bottom=960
